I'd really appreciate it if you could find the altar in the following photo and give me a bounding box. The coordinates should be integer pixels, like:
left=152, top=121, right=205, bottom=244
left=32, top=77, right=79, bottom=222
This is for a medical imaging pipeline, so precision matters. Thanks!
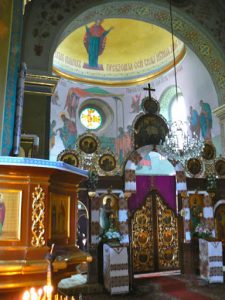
left=0, top=156, right=91, bottom=292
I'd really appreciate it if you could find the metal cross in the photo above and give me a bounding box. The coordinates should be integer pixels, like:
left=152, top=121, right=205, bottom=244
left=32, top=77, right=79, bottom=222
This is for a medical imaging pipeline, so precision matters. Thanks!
left=143, top=83, right=155, bottom=100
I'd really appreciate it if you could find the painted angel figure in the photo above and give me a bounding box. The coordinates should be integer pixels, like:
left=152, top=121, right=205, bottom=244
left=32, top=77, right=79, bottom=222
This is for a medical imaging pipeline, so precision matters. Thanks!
left=130, top=94, right=141, bottom=113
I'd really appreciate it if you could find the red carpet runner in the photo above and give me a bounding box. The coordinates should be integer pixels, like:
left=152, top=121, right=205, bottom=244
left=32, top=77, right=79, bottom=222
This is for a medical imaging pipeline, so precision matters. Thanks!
left=150, top=276, right=212, bottom=300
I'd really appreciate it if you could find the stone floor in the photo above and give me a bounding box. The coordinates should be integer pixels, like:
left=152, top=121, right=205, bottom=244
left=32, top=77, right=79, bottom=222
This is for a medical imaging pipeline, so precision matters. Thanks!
left=58, top=274, right=225, bottom=300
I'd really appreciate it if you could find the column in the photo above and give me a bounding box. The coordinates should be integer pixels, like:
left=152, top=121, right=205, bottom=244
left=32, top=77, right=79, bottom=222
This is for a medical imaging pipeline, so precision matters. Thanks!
left=213, top=104, right=225, bottom=156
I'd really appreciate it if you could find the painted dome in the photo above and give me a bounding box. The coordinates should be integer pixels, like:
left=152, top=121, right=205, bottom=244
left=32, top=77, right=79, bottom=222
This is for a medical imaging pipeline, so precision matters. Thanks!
left=53, top=18, right=185, bottom=86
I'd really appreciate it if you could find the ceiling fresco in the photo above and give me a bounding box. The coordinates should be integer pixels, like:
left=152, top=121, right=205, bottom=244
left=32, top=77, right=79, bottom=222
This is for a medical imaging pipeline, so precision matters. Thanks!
left=53, top=18, right=185, bottom=86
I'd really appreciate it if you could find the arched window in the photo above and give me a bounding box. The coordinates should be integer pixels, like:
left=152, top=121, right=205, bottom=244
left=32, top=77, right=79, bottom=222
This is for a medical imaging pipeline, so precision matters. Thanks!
left=170, top=94, right=186, bottom=123
left=160, top=86, right=186, bottom=123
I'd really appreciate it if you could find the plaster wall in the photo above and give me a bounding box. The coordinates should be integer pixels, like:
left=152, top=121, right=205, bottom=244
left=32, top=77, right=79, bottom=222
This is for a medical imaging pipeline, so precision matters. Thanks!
left=50, top=47, right=220, bottom=162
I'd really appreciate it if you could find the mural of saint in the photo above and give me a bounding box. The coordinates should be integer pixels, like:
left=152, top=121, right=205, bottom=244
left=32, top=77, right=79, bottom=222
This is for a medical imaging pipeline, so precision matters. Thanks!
left=64, top=87, right=80, bottom=119
left=189, top=106, right=200, bottom=138
left=115, top=126, right=132, bottom=163
left=199, top=100, right=212, bottom=140
left=83, top=20, right=113, bottom=69
left=56, top=113, right=77, bottom=149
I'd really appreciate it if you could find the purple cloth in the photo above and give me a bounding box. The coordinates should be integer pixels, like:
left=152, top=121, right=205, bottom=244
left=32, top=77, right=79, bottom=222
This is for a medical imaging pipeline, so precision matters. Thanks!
left=128, top=175, right=176, bottom=212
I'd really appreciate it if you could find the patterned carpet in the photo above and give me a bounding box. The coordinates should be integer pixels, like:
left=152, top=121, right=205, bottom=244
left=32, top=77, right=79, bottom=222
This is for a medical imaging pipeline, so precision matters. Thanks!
left=149, top=276, right=213, bottom=300
left=61, top=275, right=225, bottom=300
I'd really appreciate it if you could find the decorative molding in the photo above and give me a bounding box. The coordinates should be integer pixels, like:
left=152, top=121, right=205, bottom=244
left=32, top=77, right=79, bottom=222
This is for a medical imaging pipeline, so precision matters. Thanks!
left=0, top=156, right=88, bottom=177
left=31, top=185, right=46, bottom=247
left=213, top=104, right=225, bottom=120
left=25, top=73, right=59, bottom=95
left=52, top=47, right=186, bottom=86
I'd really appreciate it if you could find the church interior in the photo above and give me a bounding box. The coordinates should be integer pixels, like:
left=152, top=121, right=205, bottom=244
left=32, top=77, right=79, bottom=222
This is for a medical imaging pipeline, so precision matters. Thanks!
left=0, top=0, right=225, bottom=299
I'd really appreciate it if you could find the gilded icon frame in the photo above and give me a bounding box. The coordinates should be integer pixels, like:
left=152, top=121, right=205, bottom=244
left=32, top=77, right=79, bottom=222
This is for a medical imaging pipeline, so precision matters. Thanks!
left=77, top=133, right=99, bottom=154
left=186, top=158, right=202, bottom=176
left=215, top=158, right=225, bottom=177
left=57, top=149, right=79, bottom=167
left=202, top=142, right=216, bottom=160
left=99, top=153, right=116, bottom=172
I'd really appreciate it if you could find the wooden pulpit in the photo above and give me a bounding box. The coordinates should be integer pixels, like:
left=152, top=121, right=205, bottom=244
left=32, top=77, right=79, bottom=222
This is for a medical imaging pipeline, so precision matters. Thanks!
left=0, top=156, right=91, bottom=292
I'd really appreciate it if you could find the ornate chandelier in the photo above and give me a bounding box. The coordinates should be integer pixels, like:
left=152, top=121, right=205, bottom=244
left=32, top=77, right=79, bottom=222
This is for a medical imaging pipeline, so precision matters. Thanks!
left=161, top=120, right=204, bottom=165
left=160, top=1, right=204, bottom=166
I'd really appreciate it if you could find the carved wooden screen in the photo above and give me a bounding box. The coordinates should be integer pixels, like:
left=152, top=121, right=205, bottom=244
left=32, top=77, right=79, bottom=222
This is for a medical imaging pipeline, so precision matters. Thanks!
left=131, top=190, right=179, bottom=273
left=132, top=194, right=154, bottom=272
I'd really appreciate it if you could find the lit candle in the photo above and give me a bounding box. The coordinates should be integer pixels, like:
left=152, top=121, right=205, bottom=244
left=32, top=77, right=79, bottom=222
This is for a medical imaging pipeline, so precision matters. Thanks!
left=22, top=290, right=30, bottom=300
left=30, top=288, right=38, bottom=300
left=37, top=288, right=43, bottom=300
left=44, top=284, right=53, bottom=300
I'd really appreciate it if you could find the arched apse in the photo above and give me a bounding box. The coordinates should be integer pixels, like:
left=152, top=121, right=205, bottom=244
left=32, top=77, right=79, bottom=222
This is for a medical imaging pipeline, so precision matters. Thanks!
left=22, top=0, right=225, bottom=104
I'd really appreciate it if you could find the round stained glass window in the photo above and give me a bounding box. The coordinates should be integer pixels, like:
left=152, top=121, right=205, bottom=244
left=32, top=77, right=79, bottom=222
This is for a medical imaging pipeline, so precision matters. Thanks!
left=80, top=107, right=102, bottom=130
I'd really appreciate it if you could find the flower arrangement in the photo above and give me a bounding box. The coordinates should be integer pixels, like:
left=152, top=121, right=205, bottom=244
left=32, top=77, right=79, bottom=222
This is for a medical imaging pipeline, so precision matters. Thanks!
left=99, top=209, right=123, bottom=245
left=99, top=227, right=123, bottom=246
left=102, top=230, right=121, bottom=241
left=192, top=220, right=213, bottom=239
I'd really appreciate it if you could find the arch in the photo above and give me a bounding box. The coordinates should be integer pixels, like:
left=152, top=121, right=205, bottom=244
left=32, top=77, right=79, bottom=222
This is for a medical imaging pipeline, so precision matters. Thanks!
left=124, top=145, right=177, bottom=192
left=23, top=0, right=225, bottom=104
left=124, top=146, right=191, bottom=242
